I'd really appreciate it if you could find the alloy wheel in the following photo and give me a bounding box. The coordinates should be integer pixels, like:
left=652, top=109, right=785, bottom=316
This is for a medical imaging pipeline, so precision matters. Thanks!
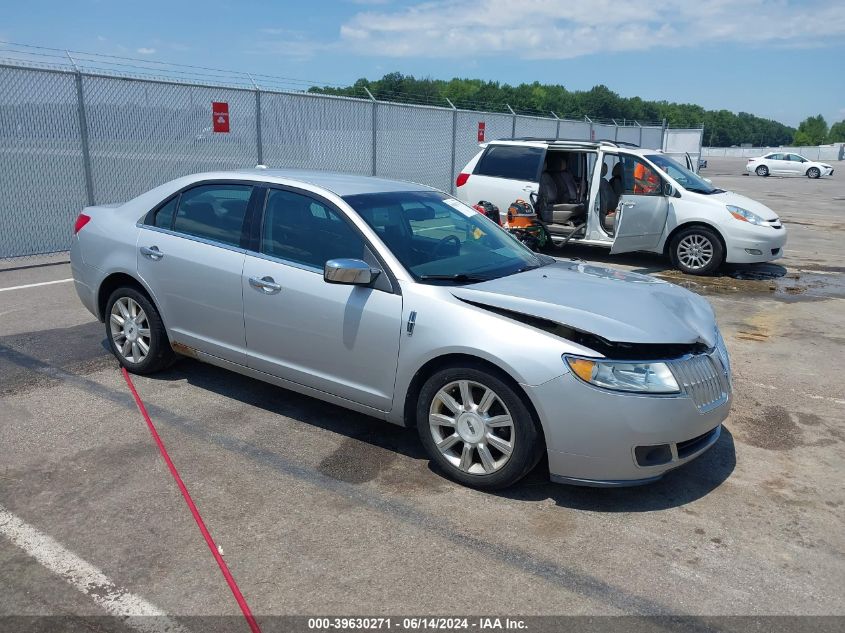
left=428, top=380, right=515, bottom=475
left=109, top=297, right=151, bottom=364
left=677, top=234, right=714, bottom=271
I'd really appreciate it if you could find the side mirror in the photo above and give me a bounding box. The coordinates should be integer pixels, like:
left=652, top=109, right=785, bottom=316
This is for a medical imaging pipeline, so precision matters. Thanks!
left=663, top=182, right=676, bottom=197
left=324, top=259, right=380, bottom=285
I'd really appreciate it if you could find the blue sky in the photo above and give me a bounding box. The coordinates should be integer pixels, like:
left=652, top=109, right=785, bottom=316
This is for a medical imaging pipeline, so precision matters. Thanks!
left=3, top=0, right=844, bottom=127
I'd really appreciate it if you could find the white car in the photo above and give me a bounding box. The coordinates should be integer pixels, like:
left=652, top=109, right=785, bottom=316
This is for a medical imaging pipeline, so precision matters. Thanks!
left=456, top=139, right=787, bottom=275
left=746, top=153, right=834, bottom=178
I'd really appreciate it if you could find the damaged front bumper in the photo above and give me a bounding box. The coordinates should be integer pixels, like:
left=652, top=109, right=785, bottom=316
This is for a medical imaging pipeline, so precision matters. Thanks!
left=524, top=354, right=731, bottom=486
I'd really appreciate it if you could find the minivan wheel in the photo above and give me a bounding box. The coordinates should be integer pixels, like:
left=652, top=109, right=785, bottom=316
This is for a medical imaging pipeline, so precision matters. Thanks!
left=105, top=287, right=174, bottom=374
left=755, top=165, right=769, bottom=177
left=417, top=366, right=541, bottom=489
left=670, top=226, right=724, bottom=276
left=807, top=167, right=820, bottom=179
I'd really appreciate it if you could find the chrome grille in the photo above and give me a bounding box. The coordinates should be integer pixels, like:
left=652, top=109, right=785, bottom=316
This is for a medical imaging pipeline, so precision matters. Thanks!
left=669, top=353, right=728, bottom=413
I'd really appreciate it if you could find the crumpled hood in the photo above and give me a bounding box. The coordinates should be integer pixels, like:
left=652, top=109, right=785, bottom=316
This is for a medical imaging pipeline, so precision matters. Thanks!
left=711, top=191, right=779, bottom=221
left=451, top=262, right=717, bottom=347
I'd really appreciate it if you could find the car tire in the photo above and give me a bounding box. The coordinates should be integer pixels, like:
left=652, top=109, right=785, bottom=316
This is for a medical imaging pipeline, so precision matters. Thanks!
left=416, top=365, right=542, bottom=490
left=670, top=226, right=725, bottom=276
left=807, top=167, right=820, bottom=179
left=755, top=165, right=769, bottom=177
left=105, top=287, right=174, bottom=374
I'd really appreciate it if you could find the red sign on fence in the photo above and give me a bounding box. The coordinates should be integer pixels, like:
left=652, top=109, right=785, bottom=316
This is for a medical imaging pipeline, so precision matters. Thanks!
left=477, top=121, right=485, bottom=142
left=212, top=102, right=230, bottom=133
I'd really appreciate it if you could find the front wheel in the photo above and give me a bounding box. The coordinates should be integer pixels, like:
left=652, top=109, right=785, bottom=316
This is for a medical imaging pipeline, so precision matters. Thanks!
left=755, top=165, right=769, bottom=177
left=807, top=167, right=821, bottom=179
left=670, top=226, right=725, bottom=276
left=105, top=287, right=174, bottom=374
left=417, top=366, right=541, bottom=489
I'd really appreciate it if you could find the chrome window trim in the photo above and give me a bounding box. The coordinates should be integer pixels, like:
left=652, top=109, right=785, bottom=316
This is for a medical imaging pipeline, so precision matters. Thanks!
left=136, top=223, right=248, bottom=255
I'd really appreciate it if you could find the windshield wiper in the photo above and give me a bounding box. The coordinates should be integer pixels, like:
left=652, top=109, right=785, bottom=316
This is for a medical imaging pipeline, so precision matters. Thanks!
left=418, top=273, right=488, bottom=283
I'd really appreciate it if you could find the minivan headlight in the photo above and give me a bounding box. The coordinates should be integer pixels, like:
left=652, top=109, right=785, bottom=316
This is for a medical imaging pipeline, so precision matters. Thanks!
left=727, top=205, right=765, bottom=226
left=564, top=356, right=680, bottom=394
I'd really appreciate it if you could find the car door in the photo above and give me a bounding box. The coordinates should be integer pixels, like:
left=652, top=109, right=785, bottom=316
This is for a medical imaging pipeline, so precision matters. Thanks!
left=787, top=154, right=807, bottom=174
left=463, top=144, right=545, bottom=218
left=137, top=181, right=255, bottom=364
left=242, top=186, right=403, bottom=411
left=609, top=154, right=671, bottom=255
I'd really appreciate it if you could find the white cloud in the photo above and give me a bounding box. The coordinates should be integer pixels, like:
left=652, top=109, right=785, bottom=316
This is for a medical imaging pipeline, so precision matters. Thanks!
left=136, top=47, right=156, bottom=55
left=336, top=0, right=845, bottom=59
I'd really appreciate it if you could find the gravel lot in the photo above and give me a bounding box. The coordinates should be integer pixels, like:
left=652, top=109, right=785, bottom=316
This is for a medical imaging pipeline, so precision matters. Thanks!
left=1, top=157, right=843, bottom=628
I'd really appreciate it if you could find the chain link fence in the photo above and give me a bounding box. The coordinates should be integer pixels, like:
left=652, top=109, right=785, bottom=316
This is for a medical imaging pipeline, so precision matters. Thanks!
left=703, top=145, right=844, bottom=161
left=1, top=62, right=678, bottom=259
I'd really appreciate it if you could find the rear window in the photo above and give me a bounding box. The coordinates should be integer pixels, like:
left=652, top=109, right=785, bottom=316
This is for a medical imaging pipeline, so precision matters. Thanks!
left=474, top=145, right=544, bottom=181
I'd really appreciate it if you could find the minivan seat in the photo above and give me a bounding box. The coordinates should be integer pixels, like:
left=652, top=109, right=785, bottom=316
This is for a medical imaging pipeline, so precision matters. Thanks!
left=538, top=154, right=584, bottom=225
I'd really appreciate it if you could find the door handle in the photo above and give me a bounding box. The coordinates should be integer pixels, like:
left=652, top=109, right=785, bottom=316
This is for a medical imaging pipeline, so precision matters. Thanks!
left=249, top=276, right=282, bottom=294
left=140, top=246, right=163, bottom=260
left=521, top=186, right=534, bottom=192
left=622, top=201, right=637, bottom=208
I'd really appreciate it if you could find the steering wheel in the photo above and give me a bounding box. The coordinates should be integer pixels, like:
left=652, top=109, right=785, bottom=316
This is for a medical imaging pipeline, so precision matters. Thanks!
left=433, top=234, right=461, bottom=258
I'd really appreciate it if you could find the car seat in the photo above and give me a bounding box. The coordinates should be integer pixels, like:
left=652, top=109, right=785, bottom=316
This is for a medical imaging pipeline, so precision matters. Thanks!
left=538, top=154, right=585, bottom=225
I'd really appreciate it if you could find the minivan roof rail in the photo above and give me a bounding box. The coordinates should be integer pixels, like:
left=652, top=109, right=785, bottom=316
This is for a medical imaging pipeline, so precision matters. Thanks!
left=494, top=137, right=641, bottom=149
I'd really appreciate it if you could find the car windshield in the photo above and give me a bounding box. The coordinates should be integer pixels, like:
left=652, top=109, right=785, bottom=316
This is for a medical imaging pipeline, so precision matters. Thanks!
left=343, top=191, right=546, bottom=284
left=645, top=154, right=722, bottom=195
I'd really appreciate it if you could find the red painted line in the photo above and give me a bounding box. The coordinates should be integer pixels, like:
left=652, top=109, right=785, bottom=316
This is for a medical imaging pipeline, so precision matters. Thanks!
left=121, top=367, right=262, bottom=633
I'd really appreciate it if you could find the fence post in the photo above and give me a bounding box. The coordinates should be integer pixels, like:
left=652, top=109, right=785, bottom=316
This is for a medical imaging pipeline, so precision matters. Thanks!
left=446, top=98, right=458, bottom=194
left=612, top=119, right=620, bottom=141
left=551, top=112, right=560, bottom=140
left=506, top=104, right=516, bottom=139
left=584, top=115, right=593, bottom=141
left=364, top=87, right=377, bottom=176
left=67, top=51, right=94, bottom=206
left=661, top=118, right=667, bottom=150
left=636, top=120, right=643, bottom=147
left=248, top=74, right=263, bottom=165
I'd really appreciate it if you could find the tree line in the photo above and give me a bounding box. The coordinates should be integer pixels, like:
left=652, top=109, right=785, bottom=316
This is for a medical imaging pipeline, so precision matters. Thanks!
left=310, top=73, right=845, bottom=147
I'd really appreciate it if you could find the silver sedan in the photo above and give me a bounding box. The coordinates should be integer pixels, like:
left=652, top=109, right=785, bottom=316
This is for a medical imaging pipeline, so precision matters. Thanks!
left=70, top=169, right=731, bottom=489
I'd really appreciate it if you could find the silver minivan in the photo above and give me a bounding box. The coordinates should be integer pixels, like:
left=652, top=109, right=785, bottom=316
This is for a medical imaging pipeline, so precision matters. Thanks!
left=71, top=169, right=731, bottom=489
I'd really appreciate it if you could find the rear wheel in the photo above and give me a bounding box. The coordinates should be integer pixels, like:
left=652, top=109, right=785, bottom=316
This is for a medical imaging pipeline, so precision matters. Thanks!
left=417, top=366, right=541, bottom=489
left=105, top=287, right=174, bottom=374
left=755, top=165, right=769, bottom=177
left=670, top=226, right=724, bottom=276
left=807, top=167, right=821, bottom=179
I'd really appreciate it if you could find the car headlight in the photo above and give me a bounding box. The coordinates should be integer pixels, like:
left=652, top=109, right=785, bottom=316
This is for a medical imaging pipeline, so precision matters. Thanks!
left=727, top=205, right=766, bottom=226
left=564, top=356, right=680, bottom=394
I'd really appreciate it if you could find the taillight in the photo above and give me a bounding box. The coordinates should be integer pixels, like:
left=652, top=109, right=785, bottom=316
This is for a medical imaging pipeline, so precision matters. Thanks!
left=74, top=213, right=91, bottom=235
left=455, top=173, right=470, bottom=187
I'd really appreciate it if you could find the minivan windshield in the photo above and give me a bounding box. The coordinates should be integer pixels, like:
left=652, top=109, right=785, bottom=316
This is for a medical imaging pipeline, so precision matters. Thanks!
left=645, top=154, right=722, bottom=195
left=343, top=191, right=545, bottom=284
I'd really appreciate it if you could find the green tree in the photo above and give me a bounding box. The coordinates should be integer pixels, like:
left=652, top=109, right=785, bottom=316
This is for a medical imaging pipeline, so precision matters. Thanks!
left=828, top=120, right=845, bottom=143
left=793, top=115, right=828, bottom=145
left=308, top=72, right=798, bottom=145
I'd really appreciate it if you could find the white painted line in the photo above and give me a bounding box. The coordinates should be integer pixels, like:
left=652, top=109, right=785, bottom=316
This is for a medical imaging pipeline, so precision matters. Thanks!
left=0, top=504, right=189, bottom=633
left=0, top=278, right=73, bottom=292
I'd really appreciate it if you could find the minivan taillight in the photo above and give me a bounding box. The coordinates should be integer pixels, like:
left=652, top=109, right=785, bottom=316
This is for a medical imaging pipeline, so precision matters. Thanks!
left=74, top=213, right=91, bottom=234
left=455, top=173, right=470, bottom=187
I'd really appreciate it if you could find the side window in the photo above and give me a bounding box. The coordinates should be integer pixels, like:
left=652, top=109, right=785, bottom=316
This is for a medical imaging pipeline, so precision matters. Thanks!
left=261, top=189, right=364, bottom=268
left=619, top=155, right=662, bottom=196
left=789, top=154, right=805, bottom=163
left=475, top=145, right=544, bottom=181
left=769, top=153, right=783, bottom=160
left=172, top=184, right=252, bottom=247
left=153, top=196, right=178, bottom=229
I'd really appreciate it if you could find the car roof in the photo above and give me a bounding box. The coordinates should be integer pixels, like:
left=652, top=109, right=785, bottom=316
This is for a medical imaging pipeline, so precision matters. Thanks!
left=187, top=168, right=440, bottom=197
